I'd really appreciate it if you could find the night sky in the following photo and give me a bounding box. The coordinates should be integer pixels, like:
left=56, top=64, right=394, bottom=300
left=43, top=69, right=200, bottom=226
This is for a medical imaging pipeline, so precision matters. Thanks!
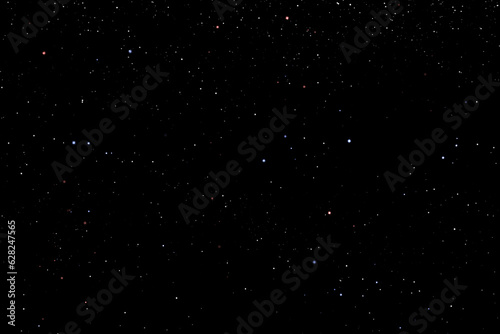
left=1, top=0, right=499, bottom=333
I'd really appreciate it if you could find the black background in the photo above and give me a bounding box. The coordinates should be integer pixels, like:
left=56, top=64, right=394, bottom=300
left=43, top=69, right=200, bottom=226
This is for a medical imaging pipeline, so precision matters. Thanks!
left=1, top=0, right=498, bottom=333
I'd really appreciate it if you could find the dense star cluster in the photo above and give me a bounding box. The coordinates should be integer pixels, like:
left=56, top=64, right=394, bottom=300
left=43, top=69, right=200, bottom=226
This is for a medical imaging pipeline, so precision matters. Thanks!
left=1, top=0, right=499, bottom=333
